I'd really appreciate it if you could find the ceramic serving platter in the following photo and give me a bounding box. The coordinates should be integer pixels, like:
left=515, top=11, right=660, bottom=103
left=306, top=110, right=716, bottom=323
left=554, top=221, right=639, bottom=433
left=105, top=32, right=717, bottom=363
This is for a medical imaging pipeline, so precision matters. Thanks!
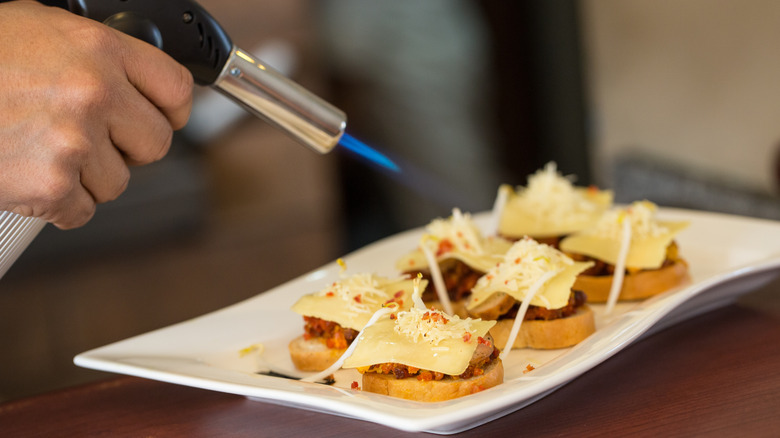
left=75, top=208, right=780, bottom=434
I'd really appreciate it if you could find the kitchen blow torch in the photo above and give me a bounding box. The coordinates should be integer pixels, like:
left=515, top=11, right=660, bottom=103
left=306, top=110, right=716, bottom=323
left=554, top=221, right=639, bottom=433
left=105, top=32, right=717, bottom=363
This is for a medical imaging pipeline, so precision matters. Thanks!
left=1, top=0, right=392, bottom=280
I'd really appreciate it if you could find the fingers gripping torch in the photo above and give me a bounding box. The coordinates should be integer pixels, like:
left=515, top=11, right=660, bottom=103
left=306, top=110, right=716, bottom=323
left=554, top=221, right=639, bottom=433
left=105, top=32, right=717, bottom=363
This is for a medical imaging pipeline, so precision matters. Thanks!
left=0, top=0, right=359, bottom=280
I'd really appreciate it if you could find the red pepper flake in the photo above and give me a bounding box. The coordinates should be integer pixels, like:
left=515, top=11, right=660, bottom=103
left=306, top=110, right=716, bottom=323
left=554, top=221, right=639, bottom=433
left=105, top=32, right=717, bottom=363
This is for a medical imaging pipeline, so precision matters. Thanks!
left=462, top=332, right=472, bottom=343
left=354, top=294, right=362, bottom=303
left=390, top=313, right=397, bottom=320
left=486, top=274, right=494, bottom=280
left=436, top=239, right=455, bottom=256
left=325, top=291, right=335, bottom=297
left=423, top=311, right=449, bottom=324
left=587, top=185, right=599, bottom=194
left=523, top=364, right=535, bottom=374
left=514, top=257, right=522, bottom=264
left=351, top=381, right=360, bottom=390
left=457, top=231, right=464, bottom=238
left=409, top=260, right=416, bottom=266
left=394, top=290, right=404, bottom=298
left=477, top=336, right=491, bottom=347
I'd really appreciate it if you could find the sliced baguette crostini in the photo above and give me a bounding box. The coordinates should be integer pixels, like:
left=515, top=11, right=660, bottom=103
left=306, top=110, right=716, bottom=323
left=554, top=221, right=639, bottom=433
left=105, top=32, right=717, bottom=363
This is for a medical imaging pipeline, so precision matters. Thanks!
left=336, top=276, right=504, bottom=402
left=289, top=266, right=421, bottom=372
left=396, top=208, right=511, bottom=316
left=467, top=237, right=596, bottom=352
left=559, top=200, right=690, bottom=312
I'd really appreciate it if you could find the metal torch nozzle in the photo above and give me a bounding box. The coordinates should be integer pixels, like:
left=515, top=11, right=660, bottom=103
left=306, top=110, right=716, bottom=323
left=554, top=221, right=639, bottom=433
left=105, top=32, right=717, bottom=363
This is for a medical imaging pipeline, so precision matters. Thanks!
left=213, top=46, right=346, bottom=154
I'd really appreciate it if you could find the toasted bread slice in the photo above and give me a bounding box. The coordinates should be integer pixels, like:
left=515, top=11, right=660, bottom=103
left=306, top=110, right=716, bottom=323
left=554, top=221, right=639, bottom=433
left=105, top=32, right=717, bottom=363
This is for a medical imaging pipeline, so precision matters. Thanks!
left=572, top=259, right=690, bottom=302
left=288, top=336, right=345, bottom=372
left=490, top=305, right=596, bottom=350
left=361, top=358, right=503, bottom=402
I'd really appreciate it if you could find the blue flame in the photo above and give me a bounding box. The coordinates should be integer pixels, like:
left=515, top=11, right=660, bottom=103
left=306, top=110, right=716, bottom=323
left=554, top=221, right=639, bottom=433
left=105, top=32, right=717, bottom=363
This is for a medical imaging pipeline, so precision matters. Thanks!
left=337, top=133, right=473, bottom=208
left=337, top=133, right=399, bottom=172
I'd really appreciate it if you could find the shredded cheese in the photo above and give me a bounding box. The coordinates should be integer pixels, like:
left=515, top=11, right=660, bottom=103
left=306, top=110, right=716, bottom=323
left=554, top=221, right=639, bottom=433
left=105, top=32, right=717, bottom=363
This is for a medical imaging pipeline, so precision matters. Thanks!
left=605, top=217, right=632, bottom=315
left=393, top=273, right=474, bottom=344
left=589, top=201, right=668, bottom=241
left=424, top=208, right=485, bottom=255
left=419, top=238, right=454, bottom=314
left=490, top=185, right=511, bottom=235
left=314, top=273, right=392, bottom=316
left=498, top=162, right=613, bottom=237
left=396, top=208, right=511, bottom=275
left=474, top=238, right=572, bottom=291
left=291, top=269, right=419, bottom=331
left=499, top=268, right=561, bottom=361
left=338, top=275, right=496, bottom=376
left=426, top=208, right=482, bottom=254
left=410, top=273, right=426, bottom=310
left=471, top=238, right=583, bottom=309
left=394, top=308, right=477, bottom=345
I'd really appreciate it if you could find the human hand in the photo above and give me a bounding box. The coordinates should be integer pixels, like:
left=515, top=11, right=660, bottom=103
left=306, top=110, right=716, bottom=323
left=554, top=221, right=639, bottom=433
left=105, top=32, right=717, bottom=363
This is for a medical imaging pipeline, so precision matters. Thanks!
left=0, top=0, right=193, bottom=229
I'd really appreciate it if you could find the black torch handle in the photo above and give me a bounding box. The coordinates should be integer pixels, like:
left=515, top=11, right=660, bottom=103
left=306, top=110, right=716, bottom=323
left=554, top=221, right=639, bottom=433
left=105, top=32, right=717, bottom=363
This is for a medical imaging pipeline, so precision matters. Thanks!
left=63, top=0, right=233, bottom=86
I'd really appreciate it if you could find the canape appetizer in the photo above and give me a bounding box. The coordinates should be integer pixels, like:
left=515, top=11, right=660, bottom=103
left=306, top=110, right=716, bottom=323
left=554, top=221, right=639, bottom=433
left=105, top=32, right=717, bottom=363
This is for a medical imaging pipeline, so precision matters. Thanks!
left=559, top=200, right=690, bottom=313
left=289, top=264, right=420, bottom=371
left=341, top=277, right=503, bottom=402
left=467, top=237, right=596, bottom=351
left=396, top=208, right=512, bottom=316
left=494, top=162, right=613, bottom=247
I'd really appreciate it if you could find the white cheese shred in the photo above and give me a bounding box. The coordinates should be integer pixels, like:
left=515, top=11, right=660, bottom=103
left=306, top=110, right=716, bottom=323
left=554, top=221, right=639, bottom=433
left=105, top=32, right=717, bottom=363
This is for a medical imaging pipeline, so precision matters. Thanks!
left=605, top=217, right=632, bottom=315
left=419, top=241, right=454, bottom=315
left=490, top=185, right=509, bottom=235
left=300, top=305, right=399, bottom=384
left=425, top=208, right=485, bottom=255
left=394, top=277, right=475, bottom=345
left=499, top=269, right=561, bottom=362
left=411, top=274, right=426, bottom=310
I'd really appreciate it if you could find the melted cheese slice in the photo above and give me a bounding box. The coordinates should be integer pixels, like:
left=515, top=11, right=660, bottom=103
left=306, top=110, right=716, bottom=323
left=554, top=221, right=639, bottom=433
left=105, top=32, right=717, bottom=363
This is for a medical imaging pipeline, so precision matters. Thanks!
left=291, top=275, right=419, bottom=331
left=396, top=208, right=512, bottom=273
left=559, top=201, right=689, bottom=269
left=497, top=163, right=613, bottom=238
left=468, top=238, right=593, bottom=310
left=342, top=308, right=495, bottom=376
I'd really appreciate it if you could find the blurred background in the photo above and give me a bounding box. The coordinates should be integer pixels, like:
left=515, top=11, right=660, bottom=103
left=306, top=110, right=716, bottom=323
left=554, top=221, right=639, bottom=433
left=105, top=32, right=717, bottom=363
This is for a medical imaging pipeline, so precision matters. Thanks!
left=1, top=0, right=779, bottom=402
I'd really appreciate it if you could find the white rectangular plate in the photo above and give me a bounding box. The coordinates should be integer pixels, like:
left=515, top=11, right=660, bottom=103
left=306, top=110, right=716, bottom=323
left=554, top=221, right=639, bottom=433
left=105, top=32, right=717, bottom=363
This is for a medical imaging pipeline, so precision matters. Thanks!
left=75, top=208, right=780, bottom=434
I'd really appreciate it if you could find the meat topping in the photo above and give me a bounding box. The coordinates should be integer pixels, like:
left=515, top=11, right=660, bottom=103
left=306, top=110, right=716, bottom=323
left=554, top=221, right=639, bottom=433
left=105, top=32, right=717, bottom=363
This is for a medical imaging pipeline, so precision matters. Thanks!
left=501, top=290, right=587, bottom=321
left=405, top=259, right=482, bottom=303
left=302, top=316, right=358, bottom=349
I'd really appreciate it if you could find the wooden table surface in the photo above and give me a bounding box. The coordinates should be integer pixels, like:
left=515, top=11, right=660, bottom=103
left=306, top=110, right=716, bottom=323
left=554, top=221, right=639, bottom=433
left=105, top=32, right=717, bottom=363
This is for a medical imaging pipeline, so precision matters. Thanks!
left=2, top=293, right=779, bottom=437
